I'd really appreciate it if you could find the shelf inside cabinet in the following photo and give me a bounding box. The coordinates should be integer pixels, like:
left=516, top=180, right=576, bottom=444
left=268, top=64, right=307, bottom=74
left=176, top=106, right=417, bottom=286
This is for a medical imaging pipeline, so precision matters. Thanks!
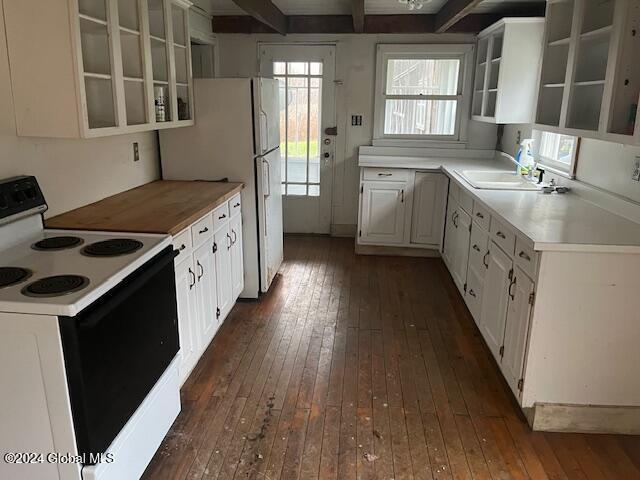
left=78, top=0, right=107, bottom=22
left=548, top=37, right=570, bottom=47
left=124, top=79, right=147, bottom=125
left=151, top=38, right=168, bottom=82
left=147, top=0, right=166, bottom=40
left=546, top=0, right=574, bottom=43
left=118, top=0, right=140, bottom=32
left=85, top=76, right=116, bottom=129
left=120, top=30, right=144, bottom=79
left=582, top=0, right=614, bottom=35
left=80, top=18, right=111, bottom=76
left=537, top=85, right=564, bottom=126
left=567, top=82, right=604, bottom=131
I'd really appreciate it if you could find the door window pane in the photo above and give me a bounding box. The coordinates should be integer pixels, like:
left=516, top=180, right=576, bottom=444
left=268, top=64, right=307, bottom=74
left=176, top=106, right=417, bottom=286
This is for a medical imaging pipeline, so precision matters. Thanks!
left=386, top=59, right=460, bottom=95
left=384, top=99, right=457, bottom=135
left=277, top=61, right=324, bottom=197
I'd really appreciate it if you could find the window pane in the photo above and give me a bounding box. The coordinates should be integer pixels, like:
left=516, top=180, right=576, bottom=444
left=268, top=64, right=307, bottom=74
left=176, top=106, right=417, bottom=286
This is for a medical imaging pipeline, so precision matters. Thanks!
left=287, top=62, right=308, bottom=75
left=310, top=62, right=323, bottom=75
left=384, top=99, right=457, bottom=135
left=308, top=185, right=320, bottom=196
left=535, top=130, right=577, bottom=166
left=386, top=59, right=460, bottom=95
left=309, top=78, right=321, bottom=183
left=287, top=76, right=308, bottom=182
left=288, top=184, right=307, bottom=195
left=274, top=62, right=286, bottom=75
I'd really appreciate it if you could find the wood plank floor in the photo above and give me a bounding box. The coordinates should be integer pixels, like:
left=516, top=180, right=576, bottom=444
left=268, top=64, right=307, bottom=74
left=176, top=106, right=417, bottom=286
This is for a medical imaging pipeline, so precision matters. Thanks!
left=143, top=236, right=640, bottom=480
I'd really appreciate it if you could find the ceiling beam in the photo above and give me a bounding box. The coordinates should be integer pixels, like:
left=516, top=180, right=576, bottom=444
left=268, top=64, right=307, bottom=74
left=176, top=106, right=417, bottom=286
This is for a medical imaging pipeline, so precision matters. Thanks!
left=230, top=0, right=287, bottom=34
left=352, top=0, right=365, bottom=33
left=435, top=0, right=484, bottom=33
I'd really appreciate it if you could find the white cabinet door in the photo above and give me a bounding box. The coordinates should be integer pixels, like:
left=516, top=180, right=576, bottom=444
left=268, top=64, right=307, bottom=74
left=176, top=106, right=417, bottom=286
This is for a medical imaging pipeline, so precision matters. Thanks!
left=194, top=239, right=218, bottom=345
left=442, top=195, right=457, bottom=270
left=501, top=267, right=534, bottom=398
left=214, top=226, right=233, bottom=320
left=230, top=213, right=244, bottom=300
left=452, top=208, right=472, bottom=293
left=175, top=256, right=199, bottom=383
left=479, top=241, right=512, bottom=361
left=410, top=172, right=446, bottom=246
left=360, top=181, right=407, bottom=245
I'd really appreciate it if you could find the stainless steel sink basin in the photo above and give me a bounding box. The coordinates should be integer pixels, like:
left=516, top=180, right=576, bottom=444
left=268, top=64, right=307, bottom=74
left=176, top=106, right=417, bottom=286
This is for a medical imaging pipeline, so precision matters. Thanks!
left=456, top=170, right=541, bottom=191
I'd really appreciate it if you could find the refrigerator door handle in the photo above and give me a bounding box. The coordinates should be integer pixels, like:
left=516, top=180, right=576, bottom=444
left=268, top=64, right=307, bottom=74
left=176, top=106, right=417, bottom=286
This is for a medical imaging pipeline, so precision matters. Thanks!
left=263, top=159, right=271, bottom=198
left=259, top=110, right=268, bottom=154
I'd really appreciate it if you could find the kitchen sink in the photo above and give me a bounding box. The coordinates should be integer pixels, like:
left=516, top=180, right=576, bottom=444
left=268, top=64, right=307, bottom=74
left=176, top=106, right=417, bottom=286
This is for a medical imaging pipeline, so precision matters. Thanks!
left=456, top=170, right=541, bottom=191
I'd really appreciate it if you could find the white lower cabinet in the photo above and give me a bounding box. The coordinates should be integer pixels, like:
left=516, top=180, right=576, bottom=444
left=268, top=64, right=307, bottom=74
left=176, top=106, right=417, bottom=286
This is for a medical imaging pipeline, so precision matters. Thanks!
left=479, top=241, right=513, bottom=362
left=359, top=181, right=407, bottom=244
left=172, top=197, right=244, bottom=385
left=357, top=168, right=447, bottom=250
left=501, top=267, right=534, bottom=397
left=230, top=213, right=244, bottom=299
left=174, top=256, right=200, bottom=381
left=214, top=225, right=233, bottom=320
left=442, top=194, right=471, bottom=294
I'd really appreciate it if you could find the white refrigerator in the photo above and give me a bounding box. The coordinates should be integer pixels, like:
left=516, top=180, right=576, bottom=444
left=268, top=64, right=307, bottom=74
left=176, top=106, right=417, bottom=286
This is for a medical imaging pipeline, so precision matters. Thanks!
left=159, top=78, right=283, bottom=299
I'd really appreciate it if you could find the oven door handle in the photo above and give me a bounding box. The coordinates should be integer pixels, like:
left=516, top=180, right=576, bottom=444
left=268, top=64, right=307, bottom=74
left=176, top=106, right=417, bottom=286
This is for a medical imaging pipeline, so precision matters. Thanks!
left=78, top=248, right=179, bottom=330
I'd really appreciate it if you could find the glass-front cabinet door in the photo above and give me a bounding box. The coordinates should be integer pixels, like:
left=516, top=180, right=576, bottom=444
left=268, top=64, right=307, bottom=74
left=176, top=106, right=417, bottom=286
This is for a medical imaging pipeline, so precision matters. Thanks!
left=76, top=0, right=193, bottom=133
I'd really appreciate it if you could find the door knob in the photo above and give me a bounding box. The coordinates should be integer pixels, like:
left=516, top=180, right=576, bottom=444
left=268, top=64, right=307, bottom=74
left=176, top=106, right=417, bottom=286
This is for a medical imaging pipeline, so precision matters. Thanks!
left=323, top=152, right=330, bottom=158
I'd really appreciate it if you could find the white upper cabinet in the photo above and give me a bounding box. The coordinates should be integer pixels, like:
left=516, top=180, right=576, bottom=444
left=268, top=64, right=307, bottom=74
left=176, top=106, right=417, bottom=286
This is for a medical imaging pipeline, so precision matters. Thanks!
left=472, top=18, right=545, bottom=124
left=535, top=0, right=640, bottom=144
left=3, top=0, right=194, bottom=138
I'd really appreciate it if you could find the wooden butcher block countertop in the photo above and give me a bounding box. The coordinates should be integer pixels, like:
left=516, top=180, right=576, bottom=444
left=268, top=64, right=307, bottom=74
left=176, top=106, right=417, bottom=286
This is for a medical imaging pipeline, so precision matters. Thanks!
left=46, top=180, right=244, bottom=236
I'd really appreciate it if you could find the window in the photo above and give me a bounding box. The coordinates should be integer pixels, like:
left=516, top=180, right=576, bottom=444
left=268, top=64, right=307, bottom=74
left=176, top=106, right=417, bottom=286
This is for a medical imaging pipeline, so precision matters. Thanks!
left=274, top=61, right=323, bottom=197
left=373, top=44, right=474, bottom=145
left=532, top=129, right=579, bottom=177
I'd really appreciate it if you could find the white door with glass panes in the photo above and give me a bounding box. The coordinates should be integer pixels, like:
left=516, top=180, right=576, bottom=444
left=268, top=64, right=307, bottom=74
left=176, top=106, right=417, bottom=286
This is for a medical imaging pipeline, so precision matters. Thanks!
left=259, top=45, right=336, bottom=234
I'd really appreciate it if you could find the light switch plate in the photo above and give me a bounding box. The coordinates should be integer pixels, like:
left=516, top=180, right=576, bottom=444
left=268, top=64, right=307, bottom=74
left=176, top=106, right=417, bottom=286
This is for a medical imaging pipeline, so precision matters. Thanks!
left=133, top=142, right=140, bottom=162
left=632, top=156, right=640, bottom=182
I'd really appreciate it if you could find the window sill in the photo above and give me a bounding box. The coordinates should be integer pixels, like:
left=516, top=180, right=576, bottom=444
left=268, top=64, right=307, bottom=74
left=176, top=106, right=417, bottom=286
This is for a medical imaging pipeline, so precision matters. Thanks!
left=372, top=138, right=468, bottom=149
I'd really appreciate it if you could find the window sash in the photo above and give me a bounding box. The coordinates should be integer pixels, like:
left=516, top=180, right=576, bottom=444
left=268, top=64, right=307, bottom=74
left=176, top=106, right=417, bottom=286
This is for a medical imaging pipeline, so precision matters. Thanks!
left=373, top=44, right=473, bottom=144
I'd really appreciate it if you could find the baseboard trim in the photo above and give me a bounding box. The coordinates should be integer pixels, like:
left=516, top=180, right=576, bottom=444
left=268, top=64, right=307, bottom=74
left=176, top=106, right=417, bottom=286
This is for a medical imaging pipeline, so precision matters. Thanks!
left=531, top=403, right=640, bottom=435
left=331, top=224, right=357, bottom=237
left=355, top=243, right=441, bottom=258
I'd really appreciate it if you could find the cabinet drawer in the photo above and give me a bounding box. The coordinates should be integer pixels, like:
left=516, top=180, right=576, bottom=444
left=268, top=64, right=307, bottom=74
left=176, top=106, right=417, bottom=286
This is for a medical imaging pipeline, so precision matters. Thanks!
left=490, top=217, right=516, bottom=256
left=362, top=168, right=410, bottom=182
left=472, top=202, right=491, bottom=231
left=465, top=265, right=484, bottom=326
left=469, top=225, right=489, bottom=280
left=172, top=228, right=193, bottom=261
left=213, top=203, right=230, bottom=231
left=229, top=194, right=242, bottom=217
left=191, top=214, right=214, bottom=247
left=458, top=188, right=473, bottom=215
left=514, top=237, right=538, bottom=279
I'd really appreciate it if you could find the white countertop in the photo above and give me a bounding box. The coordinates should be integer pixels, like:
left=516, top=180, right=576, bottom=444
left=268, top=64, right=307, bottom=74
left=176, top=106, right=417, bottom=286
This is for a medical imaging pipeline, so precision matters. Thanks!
left=359, top=153, right=640, bottom=254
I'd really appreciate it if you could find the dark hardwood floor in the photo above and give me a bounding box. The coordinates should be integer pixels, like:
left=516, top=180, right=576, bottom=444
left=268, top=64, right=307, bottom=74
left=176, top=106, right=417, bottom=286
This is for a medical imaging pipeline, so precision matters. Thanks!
left=143, top=235, right=640, bottom=480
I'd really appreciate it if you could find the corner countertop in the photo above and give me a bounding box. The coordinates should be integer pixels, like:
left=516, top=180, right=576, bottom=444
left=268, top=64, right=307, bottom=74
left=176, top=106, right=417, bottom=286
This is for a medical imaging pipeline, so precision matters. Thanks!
left=359, top=153, right=640, bottom=254
left=46, top=180, right=244, bottom=236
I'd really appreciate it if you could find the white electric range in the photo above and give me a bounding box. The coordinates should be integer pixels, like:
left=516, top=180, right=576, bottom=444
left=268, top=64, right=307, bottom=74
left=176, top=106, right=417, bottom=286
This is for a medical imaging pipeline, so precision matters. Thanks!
left=0, top=176, right=181, bottom=480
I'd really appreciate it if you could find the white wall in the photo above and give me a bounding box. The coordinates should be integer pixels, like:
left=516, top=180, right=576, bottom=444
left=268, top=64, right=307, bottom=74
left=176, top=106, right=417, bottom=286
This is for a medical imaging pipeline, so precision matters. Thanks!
left=502, top=124, right=640, bottom=205
left=217, top=33, right=498, bottom=231
left=0, top=4, right=160, bottom=219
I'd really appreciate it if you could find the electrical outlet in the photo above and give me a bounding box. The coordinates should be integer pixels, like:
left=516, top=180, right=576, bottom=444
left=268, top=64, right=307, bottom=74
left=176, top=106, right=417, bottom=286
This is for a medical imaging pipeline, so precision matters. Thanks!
left=133, top=142, right=140, bottom=162
left=632, top=156, right=640, bottom=182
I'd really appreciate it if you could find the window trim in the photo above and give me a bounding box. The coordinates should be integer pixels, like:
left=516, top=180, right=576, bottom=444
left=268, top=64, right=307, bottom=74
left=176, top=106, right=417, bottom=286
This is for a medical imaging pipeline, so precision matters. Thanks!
left=373, top=43, right=475, bottom=147
left=532, top=129, right=580, bottom=179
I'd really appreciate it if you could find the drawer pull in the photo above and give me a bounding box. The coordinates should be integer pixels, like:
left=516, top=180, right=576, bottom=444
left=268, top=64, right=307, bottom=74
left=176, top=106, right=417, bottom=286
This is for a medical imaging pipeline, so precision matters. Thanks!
left=378, top=173, right=393, bottom=177
left=232, top=229, right=237, bottom=245
left=197, top=261, right=204, bottom=281
left=233, top=202, right=240, bottom=208
left=518, top=251, right=531, bottom=261
left=496, top=231, right=506, bottom=239
left=226, top=233, right=232, bottom=249
left=179, top=244, right=186, bottom=251
left=468, top=289, right=476, bottom=298
left=188, top=268, right=196, bottom=289
left=483, top=251, right=489, bottom=268
left=218, top=213, right=227, bottom=220
left=508, top=276, right=517, bottom=300
left=472, top=244, right=481, bottom=252
left=476, top=212, right=484, bottom=219
left=199, top=227, right=209, bottom=234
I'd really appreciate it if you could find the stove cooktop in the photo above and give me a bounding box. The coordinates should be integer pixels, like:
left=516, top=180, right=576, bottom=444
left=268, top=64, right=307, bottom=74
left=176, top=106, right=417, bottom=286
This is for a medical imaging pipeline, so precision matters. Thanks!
left=0, top=229, right=171, bottom=316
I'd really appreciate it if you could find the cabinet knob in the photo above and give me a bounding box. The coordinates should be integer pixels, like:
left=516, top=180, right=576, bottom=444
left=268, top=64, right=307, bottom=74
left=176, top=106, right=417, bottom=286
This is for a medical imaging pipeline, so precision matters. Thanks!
left=518, top=251, right=531, bottom=261
left=218, top=213, right=227, bottom=220
left=476, top=212, right=484, bottom=219
left=199, top=227, right=209, bottom=234
left=496, top=231, right=506, bottom=239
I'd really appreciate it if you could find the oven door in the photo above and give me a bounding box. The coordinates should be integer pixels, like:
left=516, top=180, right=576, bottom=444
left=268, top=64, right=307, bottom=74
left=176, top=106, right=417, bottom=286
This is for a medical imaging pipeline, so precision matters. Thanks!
left=59, top=246, right=180, bottom=460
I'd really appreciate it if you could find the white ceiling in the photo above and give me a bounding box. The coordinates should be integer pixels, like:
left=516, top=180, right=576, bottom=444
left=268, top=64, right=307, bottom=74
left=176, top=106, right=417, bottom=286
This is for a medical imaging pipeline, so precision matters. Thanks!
left=209, top=0, right=542, bottom=16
